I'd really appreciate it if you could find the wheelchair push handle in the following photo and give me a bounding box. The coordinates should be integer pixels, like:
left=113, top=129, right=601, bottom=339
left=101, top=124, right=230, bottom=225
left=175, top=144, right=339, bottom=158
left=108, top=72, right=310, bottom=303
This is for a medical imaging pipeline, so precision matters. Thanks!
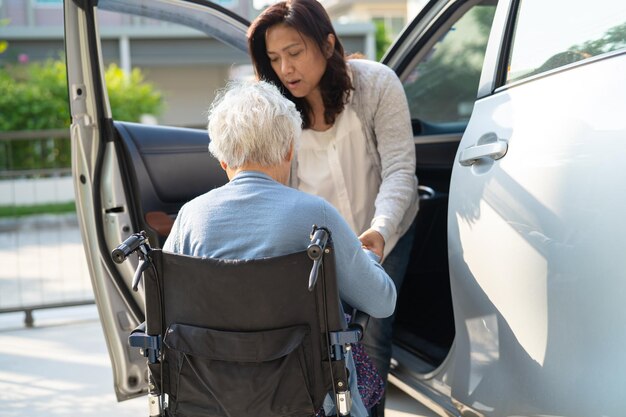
left=307, top=227, right=329, bottom=260
left=111, top=231, right=149, bottom=264
left=111, top=231, right=153, bottom=292
left=307, top=226, right=330, bottom=291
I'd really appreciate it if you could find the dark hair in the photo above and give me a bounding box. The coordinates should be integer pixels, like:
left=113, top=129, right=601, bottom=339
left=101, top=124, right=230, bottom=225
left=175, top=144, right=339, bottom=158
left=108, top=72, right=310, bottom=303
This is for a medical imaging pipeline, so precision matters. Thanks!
left=247, top=0, right=353, bottom=129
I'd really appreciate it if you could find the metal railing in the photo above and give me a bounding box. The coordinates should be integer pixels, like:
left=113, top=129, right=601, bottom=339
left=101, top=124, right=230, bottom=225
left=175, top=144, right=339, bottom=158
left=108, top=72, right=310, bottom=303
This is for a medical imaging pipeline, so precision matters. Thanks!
left=0, top=130, right=94, bottom=327
left=0, top=129, right=71, bottom=178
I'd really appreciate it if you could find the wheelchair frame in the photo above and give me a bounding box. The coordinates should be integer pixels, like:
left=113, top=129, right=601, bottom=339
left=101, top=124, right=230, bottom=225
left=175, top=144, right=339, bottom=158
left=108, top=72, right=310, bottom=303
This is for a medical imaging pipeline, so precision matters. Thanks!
left=114, top=227, right=367, bottom=417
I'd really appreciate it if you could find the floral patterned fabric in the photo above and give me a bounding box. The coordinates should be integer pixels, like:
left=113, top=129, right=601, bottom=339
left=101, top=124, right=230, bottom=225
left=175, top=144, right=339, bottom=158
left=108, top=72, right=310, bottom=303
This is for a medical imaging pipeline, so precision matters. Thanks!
left=315, top=341, right=384, bottom=416
left=351, top=341, right=385, bottom=409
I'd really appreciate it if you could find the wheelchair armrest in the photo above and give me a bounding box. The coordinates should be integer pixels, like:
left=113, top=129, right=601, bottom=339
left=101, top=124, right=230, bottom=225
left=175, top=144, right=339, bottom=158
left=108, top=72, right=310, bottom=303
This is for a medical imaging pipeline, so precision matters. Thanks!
left=145, top=211, right=175, bottom=237
left=348, top=309, right=370, bottom=341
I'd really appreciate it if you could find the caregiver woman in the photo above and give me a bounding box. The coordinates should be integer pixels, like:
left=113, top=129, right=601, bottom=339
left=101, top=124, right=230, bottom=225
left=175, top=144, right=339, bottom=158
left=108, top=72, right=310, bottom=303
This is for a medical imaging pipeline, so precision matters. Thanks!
left=248, top=0, right=419, bottom=415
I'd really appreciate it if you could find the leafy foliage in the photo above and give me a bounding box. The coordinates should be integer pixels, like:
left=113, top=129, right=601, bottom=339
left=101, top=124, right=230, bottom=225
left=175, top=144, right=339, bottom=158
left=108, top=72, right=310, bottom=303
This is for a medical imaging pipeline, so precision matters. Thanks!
left=0, top=58, right=163, bottom=131
left=0, top=58, right=163, bottom=172
left=375, top=20, right=391, bottom=61
left=105, top=63, right=164, bottom=123
left=403, top=6, right=496, bottom=123
left=0, top=59, right=69, bottom=131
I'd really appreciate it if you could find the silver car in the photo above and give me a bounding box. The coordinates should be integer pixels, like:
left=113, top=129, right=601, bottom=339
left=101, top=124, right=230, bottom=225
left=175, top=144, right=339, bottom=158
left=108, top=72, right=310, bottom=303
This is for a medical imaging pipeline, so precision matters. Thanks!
left=64, top=0, right=626, bottom=415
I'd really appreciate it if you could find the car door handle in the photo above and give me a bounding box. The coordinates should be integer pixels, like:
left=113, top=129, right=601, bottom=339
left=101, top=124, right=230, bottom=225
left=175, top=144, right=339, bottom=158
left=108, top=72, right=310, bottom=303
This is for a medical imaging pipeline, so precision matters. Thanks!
left=459, top=133, right=508, bottom=166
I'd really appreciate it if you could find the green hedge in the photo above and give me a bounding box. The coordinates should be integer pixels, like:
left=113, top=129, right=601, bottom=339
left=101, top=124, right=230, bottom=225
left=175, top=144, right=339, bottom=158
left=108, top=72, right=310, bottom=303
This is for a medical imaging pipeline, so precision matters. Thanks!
left=0, top=58, right=163, bottom=130
left=0, top=202, right=76, bottom=218
left=0, top=58, right=164, bottom=171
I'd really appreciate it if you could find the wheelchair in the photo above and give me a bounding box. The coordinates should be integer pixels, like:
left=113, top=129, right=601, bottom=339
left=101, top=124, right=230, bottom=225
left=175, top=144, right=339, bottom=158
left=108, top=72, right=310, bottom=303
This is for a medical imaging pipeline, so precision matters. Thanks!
left=112, top=227, right=369, bottom=417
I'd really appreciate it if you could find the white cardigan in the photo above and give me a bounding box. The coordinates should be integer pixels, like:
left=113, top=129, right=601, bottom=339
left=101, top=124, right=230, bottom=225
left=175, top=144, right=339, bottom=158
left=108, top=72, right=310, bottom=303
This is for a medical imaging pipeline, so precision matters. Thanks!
left=290, top=59, right=419, bottom=257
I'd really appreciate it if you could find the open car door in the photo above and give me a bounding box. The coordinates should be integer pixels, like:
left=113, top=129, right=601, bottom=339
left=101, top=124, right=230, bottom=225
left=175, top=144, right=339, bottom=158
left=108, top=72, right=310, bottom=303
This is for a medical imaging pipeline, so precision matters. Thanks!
left=64, top=0, right=248, bottom=400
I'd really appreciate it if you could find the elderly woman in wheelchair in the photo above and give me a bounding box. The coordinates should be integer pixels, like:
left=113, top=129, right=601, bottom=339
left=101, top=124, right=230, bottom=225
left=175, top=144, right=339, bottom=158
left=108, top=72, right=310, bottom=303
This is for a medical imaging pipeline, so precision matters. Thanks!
left=119, top=80, right=396, bottom=417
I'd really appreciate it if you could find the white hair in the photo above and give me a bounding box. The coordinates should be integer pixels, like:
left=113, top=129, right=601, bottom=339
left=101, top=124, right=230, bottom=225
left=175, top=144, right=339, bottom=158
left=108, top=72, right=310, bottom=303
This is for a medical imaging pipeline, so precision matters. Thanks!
left=207, top=80, right=302, bottom=169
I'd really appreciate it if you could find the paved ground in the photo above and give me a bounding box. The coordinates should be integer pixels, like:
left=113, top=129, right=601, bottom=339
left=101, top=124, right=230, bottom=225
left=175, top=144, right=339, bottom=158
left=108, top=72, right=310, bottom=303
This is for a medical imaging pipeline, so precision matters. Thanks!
left=0, top=215, right=91, bottom=311
left=0, top=305, right=435, bottom=417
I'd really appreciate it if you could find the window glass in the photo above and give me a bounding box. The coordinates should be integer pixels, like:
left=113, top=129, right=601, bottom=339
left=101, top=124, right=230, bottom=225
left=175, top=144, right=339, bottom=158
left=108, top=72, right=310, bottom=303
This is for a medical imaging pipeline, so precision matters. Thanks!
left=390, top=17, right=406, bottom=40
left=402, top=4, right=496, bottom=125
left=96, top=10, right=249, bottom=128
left=507, top=0, right=626, bottom=83
left=213, top=0, right=239, bottom=7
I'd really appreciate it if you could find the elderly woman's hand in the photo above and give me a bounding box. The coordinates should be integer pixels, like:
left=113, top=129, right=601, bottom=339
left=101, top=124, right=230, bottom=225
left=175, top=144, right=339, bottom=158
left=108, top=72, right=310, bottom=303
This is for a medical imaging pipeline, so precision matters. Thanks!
left=358, top=228, right=385, bottom=260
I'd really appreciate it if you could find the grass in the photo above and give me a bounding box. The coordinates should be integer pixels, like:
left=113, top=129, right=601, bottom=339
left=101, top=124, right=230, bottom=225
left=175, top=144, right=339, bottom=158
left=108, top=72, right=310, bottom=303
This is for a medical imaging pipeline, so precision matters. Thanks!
left=0, top=202, right=76, bottom=218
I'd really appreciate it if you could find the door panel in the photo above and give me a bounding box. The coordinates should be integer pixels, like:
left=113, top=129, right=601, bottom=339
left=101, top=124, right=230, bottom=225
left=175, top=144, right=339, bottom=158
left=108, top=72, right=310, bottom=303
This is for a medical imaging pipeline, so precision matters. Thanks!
left=114, top=122, right=228, bottom=245
left=447, top=0, right=626, bottom=414
left=449, top=50, right=626, bottom=417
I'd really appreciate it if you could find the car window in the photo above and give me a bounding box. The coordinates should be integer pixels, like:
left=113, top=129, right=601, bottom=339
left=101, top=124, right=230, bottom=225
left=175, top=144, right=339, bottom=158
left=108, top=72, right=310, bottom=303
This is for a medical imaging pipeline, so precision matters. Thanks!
left=506, top=0, right=626, bottom=84
left=402, top=3, right=497, bottom=125
left=95, top=7, right=250, bottom=128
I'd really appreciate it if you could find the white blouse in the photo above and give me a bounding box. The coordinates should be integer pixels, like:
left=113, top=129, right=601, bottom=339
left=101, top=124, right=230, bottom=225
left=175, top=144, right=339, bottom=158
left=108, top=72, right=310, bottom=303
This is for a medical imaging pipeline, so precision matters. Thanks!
left=290, top=59, right=419, bottom=259
left=297, top=103, right=381, bottom=241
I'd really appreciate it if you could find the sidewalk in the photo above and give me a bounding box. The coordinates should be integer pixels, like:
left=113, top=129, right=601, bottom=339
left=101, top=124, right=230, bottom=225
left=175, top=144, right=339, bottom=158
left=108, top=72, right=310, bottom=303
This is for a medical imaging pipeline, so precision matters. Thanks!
left=0, top=305, right=145, bottom=417
left=0, top=214, right=91, bottom=312
left=0, top=305, right=431, bottom=417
